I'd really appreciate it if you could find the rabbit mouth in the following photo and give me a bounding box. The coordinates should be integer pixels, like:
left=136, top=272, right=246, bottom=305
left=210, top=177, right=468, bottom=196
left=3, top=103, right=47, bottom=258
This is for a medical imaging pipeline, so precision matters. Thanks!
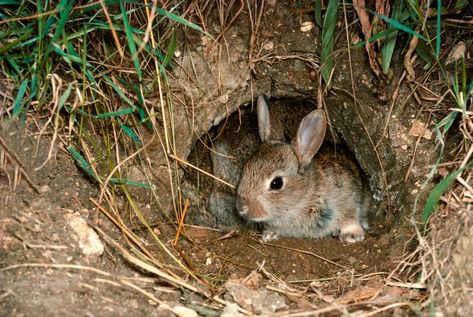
left=239, top=209, right=271, bottom=222
left=237, top=203, right=270, bottom=222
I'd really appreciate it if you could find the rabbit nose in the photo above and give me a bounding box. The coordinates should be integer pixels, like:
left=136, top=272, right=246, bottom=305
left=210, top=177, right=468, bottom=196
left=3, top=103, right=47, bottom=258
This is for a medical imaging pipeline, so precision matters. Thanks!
left=236, top=198, right=249, bottom=216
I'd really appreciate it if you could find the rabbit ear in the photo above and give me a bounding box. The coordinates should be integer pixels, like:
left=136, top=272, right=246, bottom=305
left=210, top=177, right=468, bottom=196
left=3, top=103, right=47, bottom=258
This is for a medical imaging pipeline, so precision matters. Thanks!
left=257, top=95, right=284, bottom=142
left=292, top=109, right=327, bottom=169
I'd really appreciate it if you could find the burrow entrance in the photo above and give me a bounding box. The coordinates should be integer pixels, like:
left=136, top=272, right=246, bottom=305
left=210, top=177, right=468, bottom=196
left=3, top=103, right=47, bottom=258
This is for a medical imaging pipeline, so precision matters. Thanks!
left=180, top=96, right=417, bottom=281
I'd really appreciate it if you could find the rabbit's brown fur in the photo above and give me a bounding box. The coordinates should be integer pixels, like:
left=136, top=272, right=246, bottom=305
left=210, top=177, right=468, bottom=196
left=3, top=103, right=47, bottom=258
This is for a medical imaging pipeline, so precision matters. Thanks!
left=236, top=96, right=369, bottom=242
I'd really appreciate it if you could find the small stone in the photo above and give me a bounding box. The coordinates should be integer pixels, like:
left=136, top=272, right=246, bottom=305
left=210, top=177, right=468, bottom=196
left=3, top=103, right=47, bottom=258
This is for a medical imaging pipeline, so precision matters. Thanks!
left=38, top=185, right=50, bottom=193
left=67, top=215, right=104, bottom=257
left=408, top=120, right=432, bottom=140
left=263, top=41, right=274, bottom=51
left=300, top=21, right=314, bottom=32
left=221, top=302, right=244, bottom=317
left=218, top=93, right=229, bottom=104
left=173, top=305, right=198, bottom=317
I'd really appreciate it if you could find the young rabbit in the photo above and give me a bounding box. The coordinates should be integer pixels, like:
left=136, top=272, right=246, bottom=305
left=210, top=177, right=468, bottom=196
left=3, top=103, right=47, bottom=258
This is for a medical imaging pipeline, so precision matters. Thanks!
left=208, top=103, right=285, bottom=227
left=236, top=96, right=369, bottom=243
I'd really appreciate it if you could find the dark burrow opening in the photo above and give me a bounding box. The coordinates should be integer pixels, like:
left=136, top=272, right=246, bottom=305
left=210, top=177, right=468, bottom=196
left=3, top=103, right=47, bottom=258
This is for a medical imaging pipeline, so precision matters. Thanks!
left=178, top=97, right=415, bottom=281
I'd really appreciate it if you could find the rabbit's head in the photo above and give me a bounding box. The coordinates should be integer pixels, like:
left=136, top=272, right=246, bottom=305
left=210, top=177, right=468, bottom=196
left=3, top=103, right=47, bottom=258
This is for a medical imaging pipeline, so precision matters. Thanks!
left=236, top=96, right=327, bottom=223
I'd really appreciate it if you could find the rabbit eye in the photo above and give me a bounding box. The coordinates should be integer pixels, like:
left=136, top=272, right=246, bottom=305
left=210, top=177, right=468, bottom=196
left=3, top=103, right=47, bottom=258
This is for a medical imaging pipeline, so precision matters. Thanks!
left=270, top=176, right=284, bottom=190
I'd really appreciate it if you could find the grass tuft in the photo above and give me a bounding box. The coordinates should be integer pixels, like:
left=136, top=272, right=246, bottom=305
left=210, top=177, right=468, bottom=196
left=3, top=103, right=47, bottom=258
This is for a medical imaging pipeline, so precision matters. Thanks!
left=320, top=0, right=339, bottom=88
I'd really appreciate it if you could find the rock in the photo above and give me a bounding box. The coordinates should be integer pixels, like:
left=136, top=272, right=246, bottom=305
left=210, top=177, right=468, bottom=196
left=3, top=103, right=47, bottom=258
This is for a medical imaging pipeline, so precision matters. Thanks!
left=225, top=280, right=287, bottom=314
left=66, top=214, right=104, bottom=257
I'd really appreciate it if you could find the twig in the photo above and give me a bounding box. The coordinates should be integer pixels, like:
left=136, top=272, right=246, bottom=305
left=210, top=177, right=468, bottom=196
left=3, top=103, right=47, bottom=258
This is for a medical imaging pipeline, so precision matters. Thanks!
left=261, top=241, right=347, bottom=269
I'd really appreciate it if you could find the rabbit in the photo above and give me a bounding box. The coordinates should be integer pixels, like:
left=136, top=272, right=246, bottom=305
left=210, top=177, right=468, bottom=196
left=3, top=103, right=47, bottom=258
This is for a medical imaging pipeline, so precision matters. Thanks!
left=207, top=100, right=286, bottom=228
left=236, top=96, right=369, bottom=243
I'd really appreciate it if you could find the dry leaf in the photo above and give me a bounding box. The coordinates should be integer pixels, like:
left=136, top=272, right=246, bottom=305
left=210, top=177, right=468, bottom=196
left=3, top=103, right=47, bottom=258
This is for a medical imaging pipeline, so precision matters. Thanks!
left=446, top=41, right=466, bottom=65
left=408, top=120, right=432, bottom=140
left=337, top=286, right=380, bottom=304
left=404, top=34, right=419, bottom=82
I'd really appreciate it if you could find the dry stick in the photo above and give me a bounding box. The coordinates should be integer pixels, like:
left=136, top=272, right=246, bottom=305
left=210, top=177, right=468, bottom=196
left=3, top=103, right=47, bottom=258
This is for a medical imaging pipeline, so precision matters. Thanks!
left=261, top=241, right=347, bottom=270
left=375, top=70, right=406, bottom=149
left=212, top=295, right=252, bottom=316
left=168, top=153, right=235, bottom=188
left=0, top=0, right=102, bottom=25
left=173, top=198, right=189, bottom=246
left=340, top=3, right=393, bottom=219
left=460, top=142, right=473, bottom=168
left=95, top=225, right=210, bottom=297
left=98, top=133, right=156, bottom=201
left=0, top=8, right=59, bottom=24
left=93, top=206, right=209, bottom=291
left=252, top=53, right=320, bottom=69
left=99, top=0, right=124, bottom=58
left=13, top=233, right=68, bottom=250
left=357, top=301, right=413, bottom=317
left=137, top=0, right=158, bottom=57
left=207, top=0, right=244, bottom=52
left=0, top=136, right=39, bottom=193
left=118, top=279, right=176, bottom=312
left=0, top=263, right=118, bottom=276
left=90, top=198, right=159, bottom=262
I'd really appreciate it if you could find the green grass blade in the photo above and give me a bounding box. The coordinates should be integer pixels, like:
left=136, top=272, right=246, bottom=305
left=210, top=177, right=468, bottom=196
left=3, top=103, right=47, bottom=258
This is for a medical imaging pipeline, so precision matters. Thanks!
left=404, top=0, right=421, bottom=19
left=109, top=177, right=151, bottom=188
left=314, top=0, right=322, bottom=27
left=6, top=56, right=21, bottom=74
left=120, top=0, right=142, bottom=81
left=415, top=39, right=434, bottom=66
left=366, top=8, right=427, bottom=42
left=155, top=7, right=211, bottom=37
left=422, top=165, right=469, bottom=224
left=437, top=111, right=458, bottom=135
left=57, top=84, right=73, bottom=112
left=381, top=0, right=403, bottom=74
left=28, top=73, right=37, bottom=101
left=67, top=146, right=99, bottom=181
left=120, top=124, right=142, bottom=145
left=52, top=0, right=73, bottom=43
left=94, top=108, right=135, bottom=118
left=454, top=0, right=470, bottom=10
left=467, top=78, right=473, bottom=99
left=102, top=74, right=136, bottom=108
left=435, top=0, right=441, bottom=59
left=51, top=42, right=92, bottom=66
left=352, top=28, right=397, bottom=48
left=320, top=0, right=339, bottom=88
left=12, top=79, right=29, bottom=118
left=161, top=30, right=176, bottom=69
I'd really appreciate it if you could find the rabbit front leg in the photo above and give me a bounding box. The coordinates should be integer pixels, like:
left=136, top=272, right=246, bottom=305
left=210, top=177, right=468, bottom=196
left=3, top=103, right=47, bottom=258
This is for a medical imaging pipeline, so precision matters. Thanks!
left=338, top=219, right=365, bottom=243
left=261, top=230, right=279, bottom=242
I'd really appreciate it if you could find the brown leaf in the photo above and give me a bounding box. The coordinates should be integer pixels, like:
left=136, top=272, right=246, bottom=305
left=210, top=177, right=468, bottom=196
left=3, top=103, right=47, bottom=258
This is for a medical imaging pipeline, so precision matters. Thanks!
left=353, top=0, right=383, bottom=78
left=336, top=286, right=381, bottom=304
left=404, top=33, right=419, bottom=82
